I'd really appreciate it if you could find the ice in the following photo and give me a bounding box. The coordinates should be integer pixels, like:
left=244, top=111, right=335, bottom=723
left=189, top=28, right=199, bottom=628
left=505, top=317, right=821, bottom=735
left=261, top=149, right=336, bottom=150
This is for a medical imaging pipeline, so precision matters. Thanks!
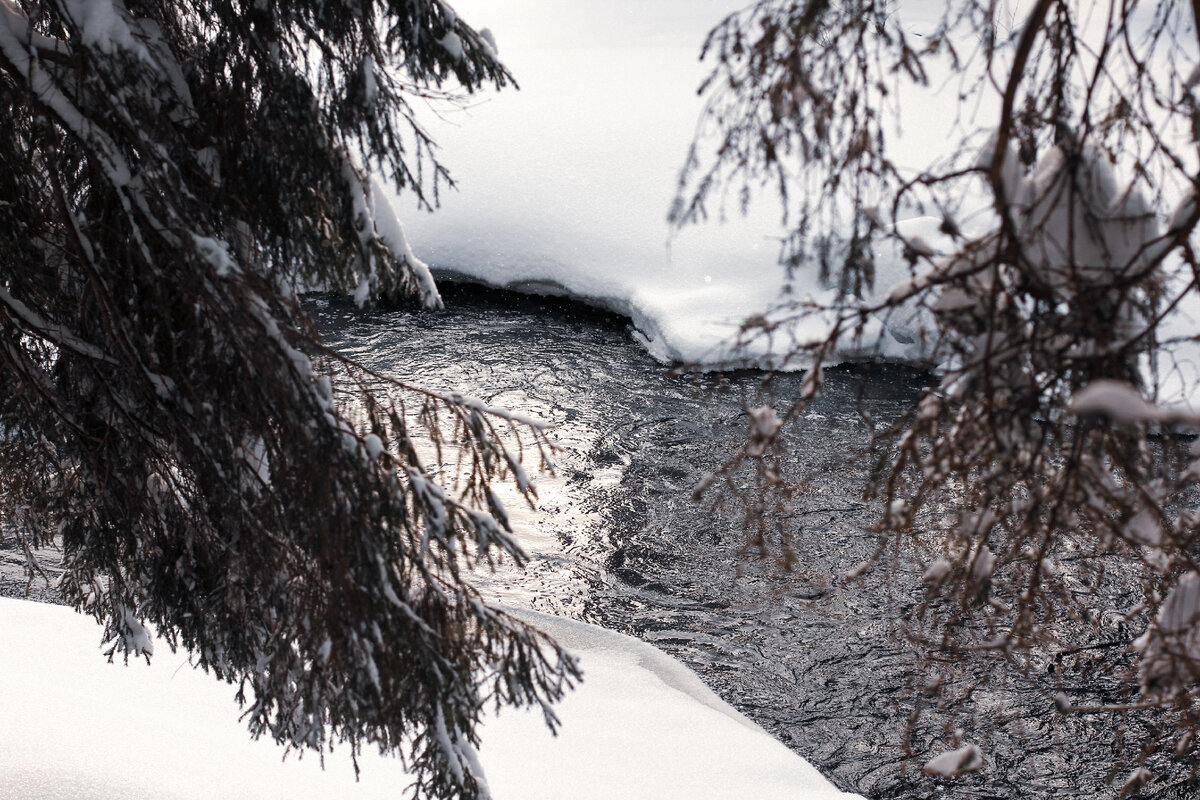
left=0, top=598, right=861, bottom=800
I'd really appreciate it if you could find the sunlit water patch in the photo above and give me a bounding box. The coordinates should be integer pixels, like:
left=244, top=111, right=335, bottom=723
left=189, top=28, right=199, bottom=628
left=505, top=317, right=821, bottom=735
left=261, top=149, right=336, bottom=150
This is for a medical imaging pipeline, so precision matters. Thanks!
left=314, top=286, right=1193, bottom=799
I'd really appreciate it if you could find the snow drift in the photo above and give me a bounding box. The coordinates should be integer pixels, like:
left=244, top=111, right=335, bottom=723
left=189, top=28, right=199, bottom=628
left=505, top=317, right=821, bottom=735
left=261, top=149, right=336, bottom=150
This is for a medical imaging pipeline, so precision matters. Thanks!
left=393, top=0, right=940, bottom=367
left=0, top=598, right=860, bottom=800
left=390, top=0, right=1200, bottom=402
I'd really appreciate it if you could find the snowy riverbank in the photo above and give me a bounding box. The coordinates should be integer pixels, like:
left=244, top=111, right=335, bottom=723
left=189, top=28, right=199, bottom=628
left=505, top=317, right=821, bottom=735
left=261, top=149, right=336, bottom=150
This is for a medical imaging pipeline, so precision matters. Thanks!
left=394, top=0, right=938, bottom=368
left=392, top=0, right=1200, bottom=405
left=0, top=597, right=860, bottom=800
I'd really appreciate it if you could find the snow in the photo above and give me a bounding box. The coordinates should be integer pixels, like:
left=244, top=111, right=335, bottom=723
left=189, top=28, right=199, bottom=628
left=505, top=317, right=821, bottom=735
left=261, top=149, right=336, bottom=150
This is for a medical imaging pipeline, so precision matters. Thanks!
left=0, top=286, right=115, bottom=365
left=971, top=545, right=996, bottom=583
left=1125, top=508, right=1163, bottom=547
left=1123, top=767, right=1152, bottom=795
left=0, top=598, right=861, bottom=800
left=115, top=604, right=154, bottom=658
left=366, top=173, right=441, bottom=308
left=192, top=234, right=240, bottom=277
left=0, top=2, right=133, bottom=188
left=1157, top=571, right=1200, bottom=633
left=236, top=436, right=271, bottom=488
left=395, top=0, right=939, bottom=367
left=439, top=31, right=464, bottom=62
left=923, top=558, right=952, bottom=583
left=746, top=405, right=783, bottom=456
left=385, top=1, right=1200, bottom=405
left=61, top=0, right=146, bottom=57
left=478, top=27, right=498, bottom=56
left=922, top=743, right=983, bottom=777
left=1011, top=142, right=1160, bottom=295
left=363, top=432, right=385, bottom=460
left=1187, top=63, right=1200, bottom=91
left=1069, top=380, right=1169, bottom=423
left=906, top=236, right=937, bottom=258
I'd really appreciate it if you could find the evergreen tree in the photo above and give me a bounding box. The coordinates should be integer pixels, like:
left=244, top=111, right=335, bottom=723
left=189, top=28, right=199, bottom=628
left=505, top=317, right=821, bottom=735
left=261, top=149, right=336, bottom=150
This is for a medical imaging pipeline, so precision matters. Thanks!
left=0, top=1, right=576, bottom=797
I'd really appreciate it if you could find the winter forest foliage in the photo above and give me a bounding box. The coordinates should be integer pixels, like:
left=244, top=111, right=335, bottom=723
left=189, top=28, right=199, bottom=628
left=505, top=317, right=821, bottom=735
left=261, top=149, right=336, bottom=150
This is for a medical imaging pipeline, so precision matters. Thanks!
left=680, top=0, right=1200, bottom=787
left=0, top=1, right=579, bottom=797
left=9, top=0, right=1200, bottom=797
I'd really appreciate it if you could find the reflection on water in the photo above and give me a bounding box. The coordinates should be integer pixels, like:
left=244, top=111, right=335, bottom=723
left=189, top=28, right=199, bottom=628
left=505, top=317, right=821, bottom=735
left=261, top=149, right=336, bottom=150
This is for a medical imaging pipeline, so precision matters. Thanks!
left=315, top=286, right=660, bottom=613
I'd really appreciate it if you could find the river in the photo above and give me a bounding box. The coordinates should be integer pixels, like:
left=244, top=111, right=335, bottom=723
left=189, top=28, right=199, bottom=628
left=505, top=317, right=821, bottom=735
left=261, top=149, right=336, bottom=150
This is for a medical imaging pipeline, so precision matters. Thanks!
left=2, top=284, right=1189, bottom=798
left=315, top=285, right=1192, bottom=799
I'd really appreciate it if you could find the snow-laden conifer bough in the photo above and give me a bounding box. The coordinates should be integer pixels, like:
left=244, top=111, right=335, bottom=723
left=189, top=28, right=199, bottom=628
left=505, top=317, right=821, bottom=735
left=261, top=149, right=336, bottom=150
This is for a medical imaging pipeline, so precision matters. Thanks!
left=0, top=1, right=590, bottom=798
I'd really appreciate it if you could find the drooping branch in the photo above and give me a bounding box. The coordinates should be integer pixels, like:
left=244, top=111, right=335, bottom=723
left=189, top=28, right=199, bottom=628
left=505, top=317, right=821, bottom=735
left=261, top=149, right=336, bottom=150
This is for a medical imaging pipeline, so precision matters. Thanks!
left=0, top=2, right=575, bottom=799
left=988, top=0, right=1054, bottom=190
left=681, top=0, right=1200, bottom=788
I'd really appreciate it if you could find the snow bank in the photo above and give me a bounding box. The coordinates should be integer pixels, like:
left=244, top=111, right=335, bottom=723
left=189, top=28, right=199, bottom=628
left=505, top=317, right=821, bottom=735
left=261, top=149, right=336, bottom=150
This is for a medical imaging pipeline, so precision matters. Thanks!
left=394, top=0, right=950, bottom=367
left=392, top=0, right=1200, bottom=401
left=0, top=597, right=860, bottom=800
left=485, top=609, right=860, bottom=800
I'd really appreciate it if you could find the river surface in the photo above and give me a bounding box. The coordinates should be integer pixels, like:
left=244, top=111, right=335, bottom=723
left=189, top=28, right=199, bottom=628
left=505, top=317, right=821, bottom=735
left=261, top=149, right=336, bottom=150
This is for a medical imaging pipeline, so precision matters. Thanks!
left=312, top=285, right=1199, bottom=800
left=4, top=284, right=1194, bottom=798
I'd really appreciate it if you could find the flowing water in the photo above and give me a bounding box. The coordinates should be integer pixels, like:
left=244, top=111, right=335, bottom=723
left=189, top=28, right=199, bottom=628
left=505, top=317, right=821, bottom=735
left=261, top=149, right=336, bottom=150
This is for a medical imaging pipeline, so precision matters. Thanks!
left=5, top=284, right=1194, bottom=798
left=313, top=285, right=1198, bottom=800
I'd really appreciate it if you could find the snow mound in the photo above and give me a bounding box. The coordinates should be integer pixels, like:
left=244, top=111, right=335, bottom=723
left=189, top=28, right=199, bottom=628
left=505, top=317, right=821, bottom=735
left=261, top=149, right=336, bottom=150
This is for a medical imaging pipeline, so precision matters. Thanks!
left=922, top=743, right=984, bottom=777
left=0, top=597, right=860, bottom=800
left=393, top=0, right=1200, bottom=399
left=395, top=0, right=927, bottom=369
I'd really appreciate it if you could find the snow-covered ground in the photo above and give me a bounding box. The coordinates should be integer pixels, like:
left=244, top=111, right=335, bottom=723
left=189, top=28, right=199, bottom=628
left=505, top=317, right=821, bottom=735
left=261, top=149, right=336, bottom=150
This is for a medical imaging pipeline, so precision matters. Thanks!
left=395, top=0, right=1200, bottom=401
left=395, top=0, right=949, bottom=366
left=0, top=597, right=860, bottom=800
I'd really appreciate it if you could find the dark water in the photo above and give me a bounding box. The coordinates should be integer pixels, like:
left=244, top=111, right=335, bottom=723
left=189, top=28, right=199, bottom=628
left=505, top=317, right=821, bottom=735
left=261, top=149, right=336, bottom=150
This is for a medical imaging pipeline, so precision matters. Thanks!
left=313, top=285, right=1198, bottom=800
left=5, top=284, right=1190, bottom=798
